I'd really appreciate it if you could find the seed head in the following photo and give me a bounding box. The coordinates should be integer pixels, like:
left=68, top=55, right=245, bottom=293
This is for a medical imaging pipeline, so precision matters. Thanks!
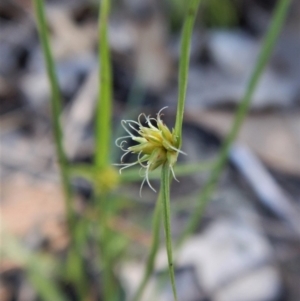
left=114, top=107, right=186, bottom=195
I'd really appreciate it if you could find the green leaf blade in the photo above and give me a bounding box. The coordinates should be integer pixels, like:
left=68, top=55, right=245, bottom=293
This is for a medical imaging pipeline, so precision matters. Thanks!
left=95, top=0, right=113, bottom=168
left=175, top=0, right=202, bottom=146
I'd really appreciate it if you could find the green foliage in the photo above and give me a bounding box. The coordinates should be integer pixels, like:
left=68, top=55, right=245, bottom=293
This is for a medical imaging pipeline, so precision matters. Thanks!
left=95, top=0, right=112, bottom=169
left=2, top=235, right=67, bottom=301
left=166, top=0, right=238, bottom=30
left=5, top=0, right=291, bottom=300
left=175, top=0, right=202, bottom=145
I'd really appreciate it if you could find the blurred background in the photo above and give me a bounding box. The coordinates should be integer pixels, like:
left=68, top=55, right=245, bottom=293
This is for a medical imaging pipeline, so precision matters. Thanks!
left=1, top=0, right=300, bottom=300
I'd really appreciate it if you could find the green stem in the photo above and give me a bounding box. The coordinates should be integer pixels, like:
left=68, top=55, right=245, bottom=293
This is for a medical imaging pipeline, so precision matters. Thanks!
left=94, top=189, right=116, bottom=301
left=33, top=1, right=89, bottom=298
left=95, top=0, right=112, bottom=168
left=132, top=193, right=161, bottom=301
left=33, top=0, right=73, bottom=230
left=174, top=0, right=202, bottom=146
left=161, top=164, right=178, bottom=301
left=177, top=0, right=292, bottom=247
left=94, top=0, right=116, bottom=299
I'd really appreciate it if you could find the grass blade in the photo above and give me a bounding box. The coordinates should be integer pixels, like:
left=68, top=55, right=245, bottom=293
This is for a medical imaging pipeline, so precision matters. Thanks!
left=177, top=0, right=292, bottom=246
left=33, top=1, right=90, bottom=298
left=94, top=1, right=116, bottom=298
left=174, top=0, right=202, bottom=145
left=33, top=0, right=73, bottom=229
left=95, top=0, right=112, bottom=168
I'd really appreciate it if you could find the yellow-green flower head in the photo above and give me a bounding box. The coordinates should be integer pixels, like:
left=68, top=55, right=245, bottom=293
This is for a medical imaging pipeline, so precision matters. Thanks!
left=115, top=107, right=186, bottom=195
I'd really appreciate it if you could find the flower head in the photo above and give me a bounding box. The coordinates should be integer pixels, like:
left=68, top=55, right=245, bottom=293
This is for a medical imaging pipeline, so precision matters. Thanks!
left=114, top=107, right=186, bottom=195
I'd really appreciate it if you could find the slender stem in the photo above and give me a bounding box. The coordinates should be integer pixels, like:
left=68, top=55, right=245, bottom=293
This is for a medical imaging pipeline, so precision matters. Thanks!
left=132, top=193, right=161, bottom=301
left=95, top=0, right=112, bottom=168
left=161, top=164, right=178, bottom=301
left=33, top=1, right=89, bottom=298
left=95, top=191, right=116, bottom=301
left=33, top=0, right=73, bottom=229
left=177, top=0, right=292, bottom=247
left=174, top=0, right=201, bottom=146
left=94, top=0, right=116, bottom=299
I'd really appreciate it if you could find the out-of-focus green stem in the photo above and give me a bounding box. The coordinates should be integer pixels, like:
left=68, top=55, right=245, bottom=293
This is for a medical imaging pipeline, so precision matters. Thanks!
left=33, top=1, right=88, bottom=298
left=177, top=0, right=292, bottom=247
left=94, top=190, right=116, bottom=301
left=95, top=0, right=112, bottom=168
left=132, top=193, right=162, bottom=301
left=33, top=0, right=73, bottom=230
left=174, top=0, right=202, bottom=146
left=95, top=0, right=116, bottom=300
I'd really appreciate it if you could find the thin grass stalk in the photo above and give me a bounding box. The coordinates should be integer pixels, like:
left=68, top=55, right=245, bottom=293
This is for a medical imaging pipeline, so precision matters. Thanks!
left=33, top=1, right=88, bottom=298
left=161, top=164, right=178, bottom=301
left=95, top=0, right=112, bottom=168
left=33, top=0, right=73, bottom=230
left=132, top=193, right=162, bottom=301
left=176, top=0, right=292, bottom=247
left=97, top=195, right=117, bottom=301
left=95, top=1, right=116, bottom=299
left=174, top=0, right=202, bottom=146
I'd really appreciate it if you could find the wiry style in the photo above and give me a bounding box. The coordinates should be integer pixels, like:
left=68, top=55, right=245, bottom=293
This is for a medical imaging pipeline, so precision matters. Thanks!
left=114, top=107, right=186, bottom=195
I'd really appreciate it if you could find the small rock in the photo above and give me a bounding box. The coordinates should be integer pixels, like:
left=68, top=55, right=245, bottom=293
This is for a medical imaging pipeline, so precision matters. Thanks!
left=170, top=220, right=281, bottom=301
left=208, top=30, right=259, bottom=75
